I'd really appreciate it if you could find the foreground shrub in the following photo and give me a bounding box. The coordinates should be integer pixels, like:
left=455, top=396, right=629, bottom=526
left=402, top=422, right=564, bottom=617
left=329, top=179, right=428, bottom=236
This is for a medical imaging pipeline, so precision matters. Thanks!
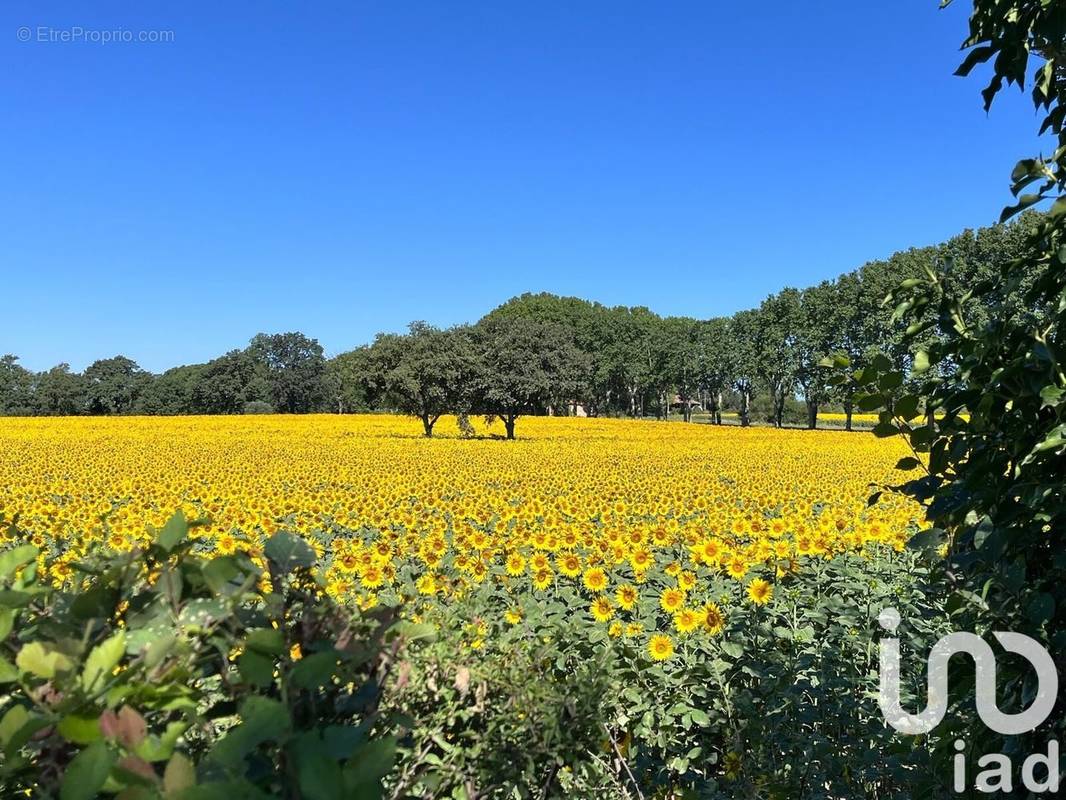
left=0, top=512, right=400, bottom=799
left=384, top=548, right=947, bottom=799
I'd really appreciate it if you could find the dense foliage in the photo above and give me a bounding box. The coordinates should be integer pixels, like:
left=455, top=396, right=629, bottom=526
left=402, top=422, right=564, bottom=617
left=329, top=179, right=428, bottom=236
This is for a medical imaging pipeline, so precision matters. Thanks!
left=827, top=0, right=1066, bottom=794
left=0, top=511, right=404, bottom=799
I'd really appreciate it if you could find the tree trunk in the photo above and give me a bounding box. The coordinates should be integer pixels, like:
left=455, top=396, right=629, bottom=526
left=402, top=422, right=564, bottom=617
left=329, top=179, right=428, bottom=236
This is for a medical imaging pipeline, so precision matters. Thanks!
left=773, top=388, right=785, bottom=428
left=806, top=401, right=818, bottom=430
left=504, top=415, right=516, bottom=440
left=421, top=414, right=435, bottom=437
left=844, top=397, right=854, bottom=432
left=739, top=389, right=751, bottom=427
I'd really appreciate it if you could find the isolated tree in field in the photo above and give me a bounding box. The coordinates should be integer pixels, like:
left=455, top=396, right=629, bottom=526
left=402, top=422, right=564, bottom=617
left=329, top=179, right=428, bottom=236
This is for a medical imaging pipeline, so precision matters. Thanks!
left=0, top=355, right=35, bottom=415
left=727, top=311, right=760, bottom=426
left=383, top=322, right=479, bottom=436
left=473, top=317, right=584, bottom=439
left=753, top=289, right=800, bottom=427
left=32, top=363, right=87, bottom=416
left=84, top=356, right=148, bottom=415
left=248, top=332, right=326, bottom=414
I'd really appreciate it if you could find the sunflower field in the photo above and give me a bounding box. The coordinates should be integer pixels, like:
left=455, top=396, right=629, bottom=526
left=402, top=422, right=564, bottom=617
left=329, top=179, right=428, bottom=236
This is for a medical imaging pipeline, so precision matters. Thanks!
left=0, top=415, right=946, bottom=798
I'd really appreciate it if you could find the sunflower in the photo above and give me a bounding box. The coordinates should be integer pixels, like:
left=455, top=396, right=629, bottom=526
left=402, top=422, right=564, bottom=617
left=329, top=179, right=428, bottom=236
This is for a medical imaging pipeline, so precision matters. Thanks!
left=504, top=608, right=523, bottom=625
left=615, top=584, right=638, bottom=610
left=582, top=567, right=608, bottom=592
left=505, top=553, right=526, bottom=576
left=532, top=568, right=554, bottom=590
left=558, top=553, right=582, bottom=577
left=659, top=587, right=685, bottom=613
left=647, top=634, right=675, bottom=661
left=590, top=596, right=614, bottom=622
left=673, top=607, right=701, bottom=635
left=725, top=556, right=749, bottom=580
left=746, top=577, right=773, bottom=606
left=702, top=602, right=725, bottom=635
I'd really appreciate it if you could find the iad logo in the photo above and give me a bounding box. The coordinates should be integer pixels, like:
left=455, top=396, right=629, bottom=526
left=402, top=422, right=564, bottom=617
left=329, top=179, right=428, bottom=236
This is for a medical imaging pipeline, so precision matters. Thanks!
left=877, top=608, right=1060, bottom=794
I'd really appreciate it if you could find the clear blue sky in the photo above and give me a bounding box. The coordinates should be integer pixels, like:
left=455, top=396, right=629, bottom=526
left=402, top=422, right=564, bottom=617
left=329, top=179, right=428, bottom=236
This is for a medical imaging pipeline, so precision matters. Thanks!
left=0, top=1, right=1043, bottom=372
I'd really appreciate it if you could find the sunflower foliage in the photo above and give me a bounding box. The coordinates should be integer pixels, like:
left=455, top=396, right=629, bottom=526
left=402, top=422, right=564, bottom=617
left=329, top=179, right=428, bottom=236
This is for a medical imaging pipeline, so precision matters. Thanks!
left=827, top=0, right=1066, bottom=790
left=380, top=546, right=943, bottom=799
left=0, top=511, right=402, bottom=800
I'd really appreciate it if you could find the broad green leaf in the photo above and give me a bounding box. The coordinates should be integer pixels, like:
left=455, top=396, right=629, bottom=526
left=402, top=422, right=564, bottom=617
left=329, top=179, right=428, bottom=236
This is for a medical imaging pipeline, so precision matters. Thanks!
left=245, top=628, right=285, bottom=655
left=289, top=650, right=341, bottom=690
left=157, top=510, right=189, bottom=553
left=913, top=350, right=931, bottom=374
left=0, top=656, right=17, bottom=684
left=237, top=651, right=275, bottom=688
left=208, top=696, right=290, bottom=769
left=907, top=529, right=944, bottom=551
left=17, top=641, right=74, bottom=679
left=0, top=607, right=15, bottom=641
left=0, top=705, right=29, bottom=746
left=58, top=715, right=103, bottom=745
left=264, top=531, right=316, bottom=572
left=343, top=736, right=397, bottom=798
left=0, top=545, right=38, bottom=582
left=719, top=641, right=743, bottom=659
left=82, top=631, right=126, bottom=692
left=60, top=741, right=116, bottom=800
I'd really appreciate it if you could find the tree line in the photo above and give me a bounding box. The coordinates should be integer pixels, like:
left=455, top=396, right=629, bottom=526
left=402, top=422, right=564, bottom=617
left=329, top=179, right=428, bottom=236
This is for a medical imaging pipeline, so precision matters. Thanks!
left=0, top=212, right=1040, bottom=436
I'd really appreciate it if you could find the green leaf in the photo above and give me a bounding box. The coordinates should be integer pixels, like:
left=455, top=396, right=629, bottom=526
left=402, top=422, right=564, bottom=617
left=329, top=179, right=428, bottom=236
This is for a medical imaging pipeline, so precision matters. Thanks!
left=0, top=545, right=39, bottom=582
left=82, top=631, right=126, bottom=692
left=237, top=651, right=275, bottom=688
left=719, top=641, right=743, bottom=659
left=157, top=511, right=189, bottom=554
left=878, top=372, right=903, bottom=392
left=202, top=556, right=242, bottom=594
left=0, top=705, right=29, bottom=747
left=178, top=598, right=229, bottom=629
left=0, top=656, right=17, bottom=684
left=689, top=708, right=710, bottom=726
left=1026, top=593, right=1055, bottom=626
left=872, top=421, right=898, bottom=438
left=392, top=621, right=436, bottom=642
left=0, top=607, right=15, bottom=641
left=58, top=715, right=103, bottom=745
left=913, top=350, right=931, bottom=374
left=343, top=736, right=397, bottom=798
left=296, top=749, right=344, bottom=800
left=246, top=628, right=285, bottom=655
left=894, top=394, right=920, bottom=421
left=856, top=393, right=885, bottom=412
left=895, top=457, right=921, bottom=471
left=264, top=531, right=316, bottom=573
left=907, top=529, right=944, bottom=551
left=290, top=650, right=341, bottom=690
left=17, top=641, right=74, bottom=679
left=209, top=696, right=291, bottom=769
left=60, top=741, right=116, bottom=800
